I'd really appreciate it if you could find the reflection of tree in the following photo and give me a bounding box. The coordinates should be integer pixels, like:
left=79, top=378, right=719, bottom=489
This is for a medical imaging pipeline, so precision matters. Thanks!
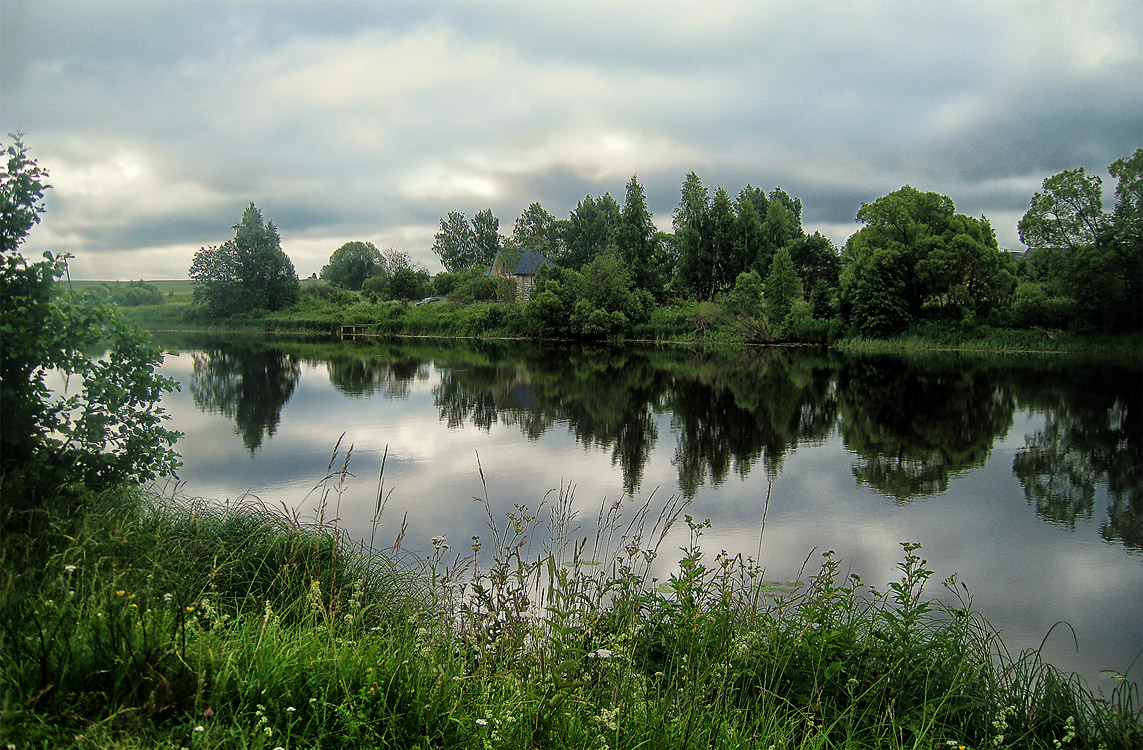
left=190, top=347, right=300, bottom=453
left=326, top=354, right=426, bottom=398
left=838, top=356, right=1013, bottom=502
left=1012, top=363, right=1141, bottom=550
left=432, top=347, right=663, bottom=493
left=669, top=350, right=837, bottom=497
left=1013, top=420, right=1097, bottom=526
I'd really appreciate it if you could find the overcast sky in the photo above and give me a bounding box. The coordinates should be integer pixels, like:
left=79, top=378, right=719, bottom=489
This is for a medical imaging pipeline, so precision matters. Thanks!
left=3, top=1, right=1140, bottom=279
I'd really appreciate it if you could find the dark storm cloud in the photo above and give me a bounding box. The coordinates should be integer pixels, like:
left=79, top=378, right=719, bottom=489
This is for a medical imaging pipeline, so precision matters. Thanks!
left=2, top=0, right=1140, bottom=277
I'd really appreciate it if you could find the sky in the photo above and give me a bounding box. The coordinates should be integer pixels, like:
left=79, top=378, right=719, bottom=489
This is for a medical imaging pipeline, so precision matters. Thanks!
left=2, top=1, right=1141, bottom=280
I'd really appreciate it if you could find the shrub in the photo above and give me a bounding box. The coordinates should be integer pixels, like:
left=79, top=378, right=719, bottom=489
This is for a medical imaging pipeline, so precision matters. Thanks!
left=106, top=280, right=165, bottom=307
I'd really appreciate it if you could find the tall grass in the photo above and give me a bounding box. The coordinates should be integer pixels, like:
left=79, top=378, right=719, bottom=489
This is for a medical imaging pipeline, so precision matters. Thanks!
left=2, top=454, right=1139, bottom=748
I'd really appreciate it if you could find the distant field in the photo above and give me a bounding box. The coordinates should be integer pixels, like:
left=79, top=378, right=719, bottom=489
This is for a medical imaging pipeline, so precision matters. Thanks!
left=70, top=279, right=195, bottom=294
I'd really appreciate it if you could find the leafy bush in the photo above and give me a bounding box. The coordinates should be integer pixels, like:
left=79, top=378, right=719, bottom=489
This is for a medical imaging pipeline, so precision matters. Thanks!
left=449, top=273, right=499, bottom=303
left=1, top=134, right=181, bottom=489
left=105, top=280, right=165, bottom=307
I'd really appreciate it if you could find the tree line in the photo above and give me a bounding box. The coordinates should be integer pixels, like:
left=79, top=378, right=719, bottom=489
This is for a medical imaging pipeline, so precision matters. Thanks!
left=185, top=149, right=1142, bottom=338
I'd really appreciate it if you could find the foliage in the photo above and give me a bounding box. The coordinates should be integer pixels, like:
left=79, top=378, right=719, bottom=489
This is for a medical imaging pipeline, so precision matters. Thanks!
left=615, top=174, right=660, bottom=291
left=189, top=203, right=300, bottom=316
left=562, top=192, right=620, bottom=269
left=0, top=134, right=181, bottom=488
left=764, top=246, right=801, bottom=332
left=433, top=210, right=476, bottom=272
left=387, top=266, right=431, bottom=301
left=841, top=186, right=1016, bottom=327
left=509, top=201, right=561, bottom=258
left=4, top=472, right=1138, bottom=750
left=320, top=240, right=382, bottom=290
left=103, top=280, right=165, bottom=307
left=840, top=240, right=909, bottom=337
left=1017, top=150, right=1143, bottom=332
left=1018, top=167, right=1106, bottom=252
left=524, top=252, right=651, bottom=339
left=787, top=231, right=840, bottom=295
left=726, top=269, right=763, bottom=318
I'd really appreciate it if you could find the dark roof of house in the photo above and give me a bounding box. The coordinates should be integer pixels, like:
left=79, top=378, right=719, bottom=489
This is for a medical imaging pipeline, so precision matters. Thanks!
left=490, top=249, right=558, bottom=276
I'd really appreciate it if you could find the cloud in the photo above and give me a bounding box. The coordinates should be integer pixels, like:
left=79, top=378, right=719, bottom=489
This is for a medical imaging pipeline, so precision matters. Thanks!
left=2, top=0, right=1140, bottom=276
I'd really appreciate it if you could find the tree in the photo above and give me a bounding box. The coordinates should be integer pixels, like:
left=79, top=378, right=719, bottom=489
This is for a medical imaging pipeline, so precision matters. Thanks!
left=320, top=240, right=381, bottom=290
left=471, top=208, right=502, bottom=268
left=190, top=203, right=299, bottom=316
left=764, top=246, right=801, bottom=332
left=1017, top=152, right=1143, bottom=332
left=708, top=186, right=738, bottom=297
left=388, top=266, right=431, bottom=300
left=563, top=193, right=620, bottom=269
left=615, top=175, right=660, bottom=291
left=845, top=186, right=955, bottom=317
left=787, top=232, right=840, bottom=297
left=509, top=202, right=560, bottom=258
left=1018, top=167, right=1105, bottom=252
left=1, top=133, right=180, bottom=486
left=840, top=236, right=909, bottom=336
left=673, top=172, right=713, bottom=298
left=432, top=210, right=477, bottom=271
left=842, top=186, right=1016, bottom=328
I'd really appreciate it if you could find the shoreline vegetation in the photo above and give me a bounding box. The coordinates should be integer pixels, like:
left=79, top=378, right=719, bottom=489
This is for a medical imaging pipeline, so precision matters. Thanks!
left=98, top=280, right=1142, bottom=356
left=3, top=453, right=1141, bottom=750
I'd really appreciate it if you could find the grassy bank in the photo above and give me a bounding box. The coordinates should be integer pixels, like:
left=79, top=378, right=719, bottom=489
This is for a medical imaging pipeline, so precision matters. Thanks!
left=110, top=282, right=1141, bottom=354
left=3, top=461, right=1139, bottom=749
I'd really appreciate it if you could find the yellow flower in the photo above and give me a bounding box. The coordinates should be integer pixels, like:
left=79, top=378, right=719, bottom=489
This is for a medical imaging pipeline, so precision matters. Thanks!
left=186, top=606, right=195, bottom=612
left=115, top=590, right=126, bottom=597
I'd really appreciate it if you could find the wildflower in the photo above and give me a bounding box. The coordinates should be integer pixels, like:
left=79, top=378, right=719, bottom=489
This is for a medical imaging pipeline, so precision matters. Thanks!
left=588, top=649, right=613, bottom=659
left=476, top=718, right=488, bottom=726
left=163, top=593, right=173, bottom=603
left=202, top=708, right=214, bottom=718
left=186, top=606, right=195, bottom=612
left=116, top=590, right=126, bottom=597
left=64, top=565, right=77, bottom=573
left=194, top=726, right=204, bottom=733
left=286, top=706, right=296, bottom=713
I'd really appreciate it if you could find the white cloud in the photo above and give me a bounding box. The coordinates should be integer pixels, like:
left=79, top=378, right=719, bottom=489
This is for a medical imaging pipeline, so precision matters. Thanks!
left=2, top=0, right=1139, bottom=277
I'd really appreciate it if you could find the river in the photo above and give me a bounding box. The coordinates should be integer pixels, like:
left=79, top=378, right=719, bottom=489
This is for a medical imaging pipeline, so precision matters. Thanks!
left=150, top=333, right=1142, bottom=687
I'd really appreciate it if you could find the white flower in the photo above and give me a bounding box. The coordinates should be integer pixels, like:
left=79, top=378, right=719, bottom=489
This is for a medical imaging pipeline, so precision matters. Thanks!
left=286, top=706, right=296, bottom=713
left=64, top=565, right=77, bottom=573
left=588, top=649, right=613, bottom=659
left=163, top=593, right=173, bottom=603
left=476, top=718, right=488, bottom=726
left=193, top=726, right=204, bottom=732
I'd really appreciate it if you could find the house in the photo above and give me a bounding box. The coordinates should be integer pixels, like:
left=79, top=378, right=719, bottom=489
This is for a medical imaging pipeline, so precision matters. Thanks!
left=488, top=248, right=558, bottom=302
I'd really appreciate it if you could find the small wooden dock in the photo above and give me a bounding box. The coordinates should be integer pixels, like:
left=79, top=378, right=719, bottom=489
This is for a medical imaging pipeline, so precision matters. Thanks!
left=339, top=324, right=371, bottom=340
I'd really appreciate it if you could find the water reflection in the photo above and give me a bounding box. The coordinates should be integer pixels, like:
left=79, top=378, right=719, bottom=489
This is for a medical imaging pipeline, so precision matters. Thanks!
left=837, top=355, right=1014, bottom=502
left=1012, top=363, right=1141, bottom=549
left=189, top=344, right=300, bottom=453
left=325, top=352, right=428, bottom=399
left=171, top=334, right=1141, bottom=552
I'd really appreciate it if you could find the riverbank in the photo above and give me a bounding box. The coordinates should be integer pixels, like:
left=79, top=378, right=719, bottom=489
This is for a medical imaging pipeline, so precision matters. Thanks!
left=3, top=468, right=1139, bottom=749
left=118, top=293, right=1142, bottom=355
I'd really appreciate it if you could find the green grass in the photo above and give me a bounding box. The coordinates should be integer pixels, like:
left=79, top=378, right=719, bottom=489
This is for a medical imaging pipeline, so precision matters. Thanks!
left=3, top=451, right=1139, bottom=749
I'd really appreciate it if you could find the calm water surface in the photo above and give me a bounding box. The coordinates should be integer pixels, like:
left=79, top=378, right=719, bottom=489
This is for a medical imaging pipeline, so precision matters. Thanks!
left=152, top=333, right=1142, bottom=686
